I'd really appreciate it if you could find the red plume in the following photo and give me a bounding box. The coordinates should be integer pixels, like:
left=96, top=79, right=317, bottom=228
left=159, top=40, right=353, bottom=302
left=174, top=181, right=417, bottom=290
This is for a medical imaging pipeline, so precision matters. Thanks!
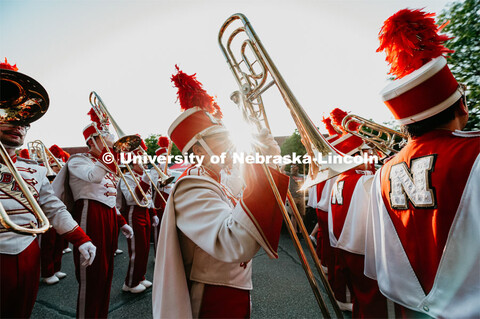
left=377, top=8, right=453, bottom=79
left=87, top=108, right=108, bottom=128
left=330, top=108, right=362, bottom=134
left=157, top=136, right=169, bottom=147
left=171, top=65, right=223, bottom=119
left=19, top=149, right=30, bottom=159
left=322, top=117, right=339, bottom=136
left=135, top=134, right=147, bottom=150
left=0, top=58, right=18, bottom=71
left=49, top=144, right=64, bottom=159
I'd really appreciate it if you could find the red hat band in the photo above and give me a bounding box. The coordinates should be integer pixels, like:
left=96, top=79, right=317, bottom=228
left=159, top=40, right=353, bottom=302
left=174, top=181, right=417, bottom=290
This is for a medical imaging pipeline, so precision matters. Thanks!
left=330, top=133, right=364, bottom=156
left=83, top=124, right=99, bottom=142
left=155, top=147, right=167, bottom=157
left=168, top=107, right=226, bottom=153
left=381, top=57, right=461, bottom=124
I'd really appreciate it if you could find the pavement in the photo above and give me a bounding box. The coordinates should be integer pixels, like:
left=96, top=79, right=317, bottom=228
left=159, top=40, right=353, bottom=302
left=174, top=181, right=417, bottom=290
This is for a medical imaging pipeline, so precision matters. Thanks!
left=32, top=231, right=351, bottom=318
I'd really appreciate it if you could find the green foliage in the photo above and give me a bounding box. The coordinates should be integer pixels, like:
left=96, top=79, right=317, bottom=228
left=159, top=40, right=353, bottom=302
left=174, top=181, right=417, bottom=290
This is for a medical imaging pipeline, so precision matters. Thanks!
left=280, top=129, right=307, bottom=173
left=144, top=134, right=181, bottom=157
left=438, top=0, right=480, bottom=130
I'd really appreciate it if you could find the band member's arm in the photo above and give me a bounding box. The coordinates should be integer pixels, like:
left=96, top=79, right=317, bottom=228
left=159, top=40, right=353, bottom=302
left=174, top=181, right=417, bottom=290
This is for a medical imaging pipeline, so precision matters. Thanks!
left=120, top=174, right=150, bottom=207
left=115, top=207, right=127, bottom=227
left=38, top=175, right=91, bottom=247
left=134, top=173, right=151, bottom=199
left=174, top=164, right=288, bottom=263
left=68, top=155, right=111, bottom=183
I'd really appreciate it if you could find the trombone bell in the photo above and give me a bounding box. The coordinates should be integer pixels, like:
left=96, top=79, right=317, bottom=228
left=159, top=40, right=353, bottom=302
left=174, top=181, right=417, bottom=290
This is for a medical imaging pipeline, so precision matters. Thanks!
left=0, top=67, right=51, bottom=235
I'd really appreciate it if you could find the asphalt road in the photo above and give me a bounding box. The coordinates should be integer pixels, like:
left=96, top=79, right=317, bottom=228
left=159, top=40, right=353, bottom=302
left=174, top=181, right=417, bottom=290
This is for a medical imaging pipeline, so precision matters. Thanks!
left=32, top=231, right=350, bottom=318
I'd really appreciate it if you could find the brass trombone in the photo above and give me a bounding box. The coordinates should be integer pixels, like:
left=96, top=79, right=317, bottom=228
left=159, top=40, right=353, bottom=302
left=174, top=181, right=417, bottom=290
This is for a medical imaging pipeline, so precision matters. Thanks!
left=0, top=67, right=50, bottom=235
left=89, top=91, right=150, bottom=208
left=342, top=114, right=407, bottom=160
left=131, top=147, right=173, bottom=209
left=28, top=140, right=64, bottom=179
left=219, top=13, right=345, bottom=318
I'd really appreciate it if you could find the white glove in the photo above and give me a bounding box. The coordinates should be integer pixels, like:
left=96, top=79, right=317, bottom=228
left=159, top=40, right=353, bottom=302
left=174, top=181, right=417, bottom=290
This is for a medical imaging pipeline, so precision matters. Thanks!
left=78, top=241, right=96, bottom=267
left=121, top=224, right=134, bottom=239
left=254, top=128, right=281, bottom=157
left=151, top=215, right=160, bottom=227
left=253, top=128, right=280, bottom=156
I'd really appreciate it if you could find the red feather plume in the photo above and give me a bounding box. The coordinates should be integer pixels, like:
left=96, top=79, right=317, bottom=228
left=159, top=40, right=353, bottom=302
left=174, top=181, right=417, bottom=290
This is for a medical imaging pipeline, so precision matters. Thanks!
left=322, top=117, right=339, bottom=136
left=157, top=136, right=169, bottom=147
left=19, top=149, right=30, bottom=159
left=49, top=144, right=64, bottom=159
left=377, top=8, right=453, bottom=79
left=87, top=108, right=108, bottom=128
left=0, top=58, right=18, bottom=71
left=171, top=65, right=223, bottom=119
left=330, top=108, right=361, bottom=133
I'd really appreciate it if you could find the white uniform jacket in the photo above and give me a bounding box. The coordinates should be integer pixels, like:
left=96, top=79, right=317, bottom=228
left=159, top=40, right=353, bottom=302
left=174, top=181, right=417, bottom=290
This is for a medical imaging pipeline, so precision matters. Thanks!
left=117, top=171, right=151, bottom=208
left=53, top=153, right=118, bottom=209
left=328, top=171, right=374, bottom=254
left=0, top=157, right=80, bottom=254
left=152, top=165, right=288, bottom=318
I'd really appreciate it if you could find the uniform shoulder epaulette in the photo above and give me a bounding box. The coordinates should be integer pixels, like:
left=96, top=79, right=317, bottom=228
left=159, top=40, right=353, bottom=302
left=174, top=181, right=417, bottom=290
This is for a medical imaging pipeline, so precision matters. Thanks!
left=16, top=157, right=39, bottom=165
left=452, top=130, right=480, bottom=138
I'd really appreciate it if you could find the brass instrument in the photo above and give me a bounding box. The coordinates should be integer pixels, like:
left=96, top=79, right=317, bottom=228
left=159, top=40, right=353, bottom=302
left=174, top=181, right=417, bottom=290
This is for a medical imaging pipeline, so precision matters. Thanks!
left=132, top=147, right=173, bottom=209
left=0, top=67, right=51, bottom=235
left=342, top=114, right=407, bottom=160
left=89, top=91, right=150, bottom=208
left=219, top=14, right=344, bottom=318
left=28, top=140, right=64, bottom=180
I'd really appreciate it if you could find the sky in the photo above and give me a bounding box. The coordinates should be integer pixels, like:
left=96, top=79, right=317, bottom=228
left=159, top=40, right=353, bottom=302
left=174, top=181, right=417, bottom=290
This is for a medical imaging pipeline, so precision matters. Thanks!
left=1, top=0, right=454, bottom=148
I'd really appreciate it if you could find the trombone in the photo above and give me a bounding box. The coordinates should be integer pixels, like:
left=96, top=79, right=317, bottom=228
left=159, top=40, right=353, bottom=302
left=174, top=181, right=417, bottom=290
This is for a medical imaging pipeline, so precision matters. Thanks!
left=342, top=114, right=407, bottom=160
left=219, top=14, right=345, bottom=318
left=0, top=67, right=51, bottom=235
left=89, top=91, right=150, bottom=208
left=28, top=140, right=64, bottom=180
left=131, top=147, right=173, bottom=209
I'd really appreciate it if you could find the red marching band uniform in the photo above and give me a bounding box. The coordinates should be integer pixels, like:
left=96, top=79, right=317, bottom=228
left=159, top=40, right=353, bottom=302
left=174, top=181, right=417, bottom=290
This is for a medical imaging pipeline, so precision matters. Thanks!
left=0, top=60, right=93, bottom=318
left=116, top=137, right=155, bottom=293
left=364, top=9, right=480, bottom=318
left=152, top=67, right=289, bottom=318
left=52, top=118, right=132, bottom=318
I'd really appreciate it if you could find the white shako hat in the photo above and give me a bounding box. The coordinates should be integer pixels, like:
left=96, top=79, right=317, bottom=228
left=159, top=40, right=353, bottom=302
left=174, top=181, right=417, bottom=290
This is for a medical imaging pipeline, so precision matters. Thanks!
left=377, top=8, right=462, bottom=125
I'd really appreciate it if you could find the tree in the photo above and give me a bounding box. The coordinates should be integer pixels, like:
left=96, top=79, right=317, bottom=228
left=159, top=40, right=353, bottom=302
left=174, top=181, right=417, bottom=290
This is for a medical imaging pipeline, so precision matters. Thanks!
left=144, top=134, right=181, bottom=157
left=280, top=129, right=307, bottom=173
left=438, top=0, right=480, bottom=130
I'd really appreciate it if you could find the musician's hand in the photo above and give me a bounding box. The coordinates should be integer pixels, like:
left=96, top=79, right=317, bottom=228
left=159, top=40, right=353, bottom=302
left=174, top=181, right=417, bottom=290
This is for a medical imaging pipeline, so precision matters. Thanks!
left=78, top=241, right=96, bottom=267
left=121, top=224, right=134, bottom=239
left=254, top=128, right=281, bottom=157
left=151, top=215, right=160, bottom=227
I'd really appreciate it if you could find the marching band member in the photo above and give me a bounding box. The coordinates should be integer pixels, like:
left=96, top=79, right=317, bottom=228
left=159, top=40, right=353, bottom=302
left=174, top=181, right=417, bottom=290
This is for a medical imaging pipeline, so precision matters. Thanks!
left=40, top=144, right=71, bottom=284
left=117, top=138, right=154, bottom=293
left=52, top=114, right=134, bottom=318
left=326, top=109, right=388, bottom=318
left=152, top=67, right=289, bottom=318
left=365, top=9, right=480, bottom=318
left=0, top=59, right=95, bottom=318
